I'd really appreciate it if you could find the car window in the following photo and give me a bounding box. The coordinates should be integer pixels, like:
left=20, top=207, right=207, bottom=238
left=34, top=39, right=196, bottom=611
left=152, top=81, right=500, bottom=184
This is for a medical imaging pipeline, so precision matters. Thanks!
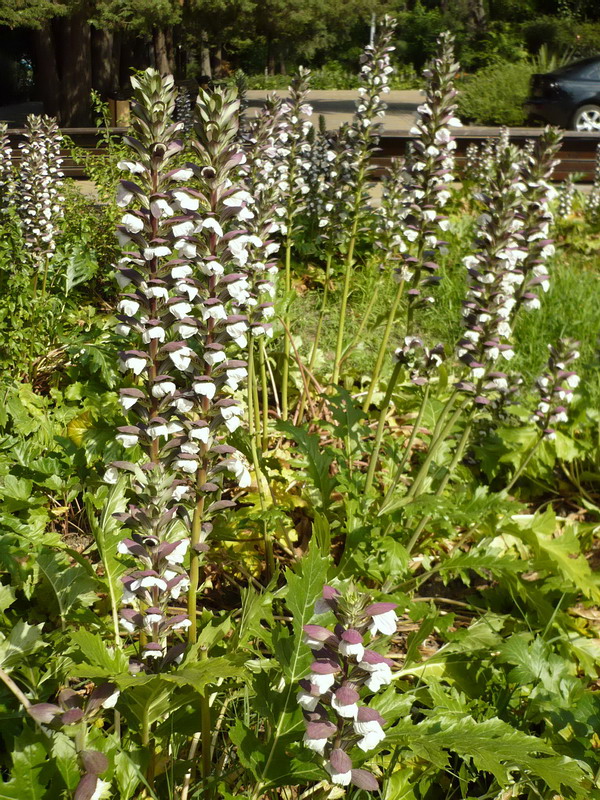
left=552, top=58, right=600, bottom=79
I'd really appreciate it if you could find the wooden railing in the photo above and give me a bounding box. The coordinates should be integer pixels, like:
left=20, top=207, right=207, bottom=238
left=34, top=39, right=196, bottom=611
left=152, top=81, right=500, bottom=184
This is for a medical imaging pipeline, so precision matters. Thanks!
left=6, top=126, right=600, bottom=181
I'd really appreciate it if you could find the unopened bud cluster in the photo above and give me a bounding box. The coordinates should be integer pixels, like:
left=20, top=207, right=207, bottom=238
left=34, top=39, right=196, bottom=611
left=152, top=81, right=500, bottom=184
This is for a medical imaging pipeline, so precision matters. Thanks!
left=394, top=336, right=445, bottom=385
left=298, top=585, right=398, bottom=793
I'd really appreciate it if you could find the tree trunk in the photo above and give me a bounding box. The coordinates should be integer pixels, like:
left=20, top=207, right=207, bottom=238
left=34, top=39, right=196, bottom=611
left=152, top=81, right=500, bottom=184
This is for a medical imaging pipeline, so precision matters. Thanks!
left=91, top=27, right=120, bottom=96
left=57, top=10, right=93, bottom=125
left=468, top=0, right=487, bottom=33
left=266, top=36, right=275, bottom=76
left=200, top=31, right=212, bottom=78
left=212, top=44, right=223, bottom=78
left=153, top=27, right=171, bottom=74
left=32, top=22, right=61, bottom=118
left=279, top=51, right=286, bottom=75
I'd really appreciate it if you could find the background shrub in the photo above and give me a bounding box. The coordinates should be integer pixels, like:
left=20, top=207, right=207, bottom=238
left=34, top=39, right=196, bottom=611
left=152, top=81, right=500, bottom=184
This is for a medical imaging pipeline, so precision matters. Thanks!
left=457, top=61, right=533, bottom=125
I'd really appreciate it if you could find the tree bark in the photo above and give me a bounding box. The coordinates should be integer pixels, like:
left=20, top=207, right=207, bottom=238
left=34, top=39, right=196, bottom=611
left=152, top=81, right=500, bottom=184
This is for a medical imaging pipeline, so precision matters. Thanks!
left=91, top=27, right=120, bottom=96
left=153, top=27, right=171, bottom=74
left=199, top=31, right=212, bottom=78
left=212, top=44, right=223, bottom=78
left=32, top=22, right=60, bottom=118
left=57, top=10, right=93, bottom=125
left=266, top=36, right=275, bottom=76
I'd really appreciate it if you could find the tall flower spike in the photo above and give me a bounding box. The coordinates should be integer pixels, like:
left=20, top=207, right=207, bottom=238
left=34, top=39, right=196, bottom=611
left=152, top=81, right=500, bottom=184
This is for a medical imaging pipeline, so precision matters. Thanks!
left=456, top=144, right=527, bottom=405
left=0, top=123, right=14, bottom=211
left=298, top=585, right=398, bottom=793
left=16, top=115, right=64, bottom=258
left=512, top=127, right=561, bottom=314
left=110, top=68, right=196, bottom=669
left=532, top=338, right=580, bottom=440
left=557, top=173, right=575, bottom=218
left=585, top=142, right=600, bottom=223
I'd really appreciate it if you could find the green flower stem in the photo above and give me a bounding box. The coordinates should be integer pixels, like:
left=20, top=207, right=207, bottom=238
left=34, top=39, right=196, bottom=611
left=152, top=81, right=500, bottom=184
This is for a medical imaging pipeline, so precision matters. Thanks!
left=248, top=334, right=274, bottom=580
left=259, top=338, right=270, bottom=453
left=199, top=646, right=212, bottom=781
left=405, top=391, right=467, bottom=501
left=406, top=412, right=474, bottom=555
left=380, top=383, right=431, bottom=513
left=295, top=251, right=333, bottom=422
left=505, top=433, right=544, bottom=493
left=365, top=360, right=402, bottom=494
left=281, top=239, right=293, bottom=419
left=362, top=278, right=405, bottom=412
left=338, top=271, right=382, bottom=370
left=332, top=214, right=359, bottom=386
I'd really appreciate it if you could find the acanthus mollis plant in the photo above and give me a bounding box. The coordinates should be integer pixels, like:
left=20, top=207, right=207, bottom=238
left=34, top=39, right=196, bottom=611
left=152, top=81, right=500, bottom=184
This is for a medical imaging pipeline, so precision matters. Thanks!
left=276, top=67, right=313, bottom=419
left=0, top=122, right=14, bottom=211
left=28, top=684, right=119, bottom=800
left=532, top=338, right=580, bottom=441
left=362, top=29, right=460, bottom=413
left=557, top=173, right=575, bottom=218
left=174, top=85, right=194, bottom=135
left=109, top=69, right=198, bottom=670
left=504, top=338, right=580, bottom=492
left=331, top=16, right=396, bottom=386
left=298, top=585, right=398, bottom=792
left=16, top=114, right=65, bottom=295
left=510, top=127, right=561, bottom=315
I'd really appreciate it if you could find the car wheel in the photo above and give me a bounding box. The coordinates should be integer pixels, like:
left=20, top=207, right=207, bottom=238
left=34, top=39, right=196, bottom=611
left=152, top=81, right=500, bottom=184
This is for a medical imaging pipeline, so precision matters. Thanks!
left=572, top=104, right=600, bottom=131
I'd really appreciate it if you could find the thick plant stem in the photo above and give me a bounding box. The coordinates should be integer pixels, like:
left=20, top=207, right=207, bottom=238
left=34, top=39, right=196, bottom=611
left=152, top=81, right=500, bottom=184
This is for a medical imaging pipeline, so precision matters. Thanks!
left=248, top=335, right=274, bottom=580
left=365, top=361, right=402, bottom=493
left=505, top=434, right=544, bottom=493
left=281, top=240, right=293, bottom=419
left=188, top=467, right=206, bottom=644
left=406, top=414, right=474, bottom=554
left=199, top=646, right=212, bottom=781
left=406, top=391, right=467, bottom=500
left=338, top=277, right=381, bottom=369
left=362, top=279, right=405, bottom=412
left=259, top=338, right=269, bottom=453
left=332, top=215, right=359, bottom=386
left=249, top=337, right=261, bottom=451
left=380, top=383, right=430, bottom=512
left=296, top=251, right=333, bottom=422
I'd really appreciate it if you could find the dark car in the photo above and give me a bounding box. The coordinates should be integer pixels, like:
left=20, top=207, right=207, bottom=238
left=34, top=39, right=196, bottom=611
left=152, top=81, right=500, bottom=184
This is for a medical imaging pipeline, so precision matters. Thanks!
left=524, top=56, right=600, bottom=131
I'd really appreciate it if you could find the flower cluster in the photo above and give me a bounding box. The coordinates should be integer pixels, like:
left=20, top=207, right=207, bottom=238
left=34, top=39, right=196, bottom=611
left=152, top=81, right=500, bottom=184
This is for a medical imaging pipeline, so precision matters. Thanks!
left=0, top=122, right=14, bottom=210
left=585, top=142, right=600, bottom=223
left=394, top=336, right=445, bottom=385
left=512, top=127, right=561, bottom=314
left=275, top=67, right=313, bottom=241
left=174, top=86, right=194, bottom=134
left=557, top=173, right=575, bottom=218
left=398, top=31, right=461, bottom=312
left=108, top=70, right=260, bottom=665
left=456, top=145, right=527, bottom=404
left=28, top=683, right=119, bottom=800
left=333, top=17, right=396, bottom=228
left=298, top=585, right=398, bottom=792
left=532, top=338, right=580, bottom=439
left=374, top=157, right=408, bottom=257
left=16, top=114, right=64, bottom=258
left=305, top=124, right=338, bottom=235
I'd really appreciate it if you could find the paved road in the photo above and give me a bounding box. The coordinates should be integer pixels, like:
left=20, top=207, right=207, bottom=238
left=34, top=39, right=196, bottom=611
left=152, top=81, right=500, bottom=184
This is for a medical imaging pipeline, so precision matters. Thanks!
left=247, top=89, right=422, bottom=131
left=0, top=91, right=422, bottom=129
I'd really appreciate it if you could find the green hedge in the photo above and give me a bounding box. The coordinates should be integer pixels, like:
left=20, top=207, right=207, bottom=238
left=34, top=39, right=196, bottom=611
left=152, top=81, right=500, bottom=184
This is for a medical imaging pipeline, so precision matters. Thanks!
left=457, top=61, right=534, bottom=126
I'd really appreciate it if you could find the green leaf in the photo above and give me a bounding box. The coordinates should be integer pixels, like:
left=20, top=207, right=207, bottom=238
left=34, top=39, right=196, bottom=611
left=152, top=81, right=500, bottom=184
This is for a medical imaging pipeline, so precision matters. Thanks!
left=160, top=656, right=246, bottom=693
left=0, top=729, right=48, bottom=799
left=65, top=243, right=98, bottom=294
left=387, top=714, right=590, bottom=792
left=0, top=584, right=16, bottom=613
left=0, top=621, right=45, bottom=671
left=50, top=732, right=80, bottom=792
left=68, top=630, right=129, bottom=677
left=277, top=421, right=336, bottom=508
left=114, top=749, right=146, bottom=800
left=37, top=548, right=99, bottom=621
left=85, top=480, right=128, bottom=634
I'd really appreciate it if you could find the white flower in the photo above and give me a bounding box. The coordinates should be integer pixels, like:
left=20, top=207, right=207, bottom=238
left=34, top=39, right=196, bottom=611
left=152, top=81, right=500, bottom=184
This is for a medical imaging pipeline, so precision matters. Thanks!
left=103, top=466, right=119, bottom=484
left=193, top=381, right=217, bottom=399
left=116, top=432, right=138, bottom=448
left=190, top=426, right=211, bottom=443
left=326, top=764, right=352, bottom=787
left=297, top=688, right=319, bottom=711
left=303, top=733, right=327, bottom=754
left=204, top=349, right=226, bottom=366
left=90, top=778, right=112, bottom=800
left=175, top=458, right=198, bottom=474
left=122, top=213, right=144, bottom=234
left=123, top=356, right=147, bottom=375
left=118, top=299, right=140, bottom=317
left=172, top=397, right=194, bottom=413
left=170, top=301, right=192, bottom=320
left=117, top=159, right=145, bottom=174
left=198, top=217, right=224, bottom=237
left=309, top=671, right=335, bottom=694
left=225, top=367, right=247, bottom=390
left=331, top=694, right=358, bottom=719
left=222, top=455, right=251, bottom=487
left=368, top=608, right=398, bottom=636
left=363, top=664, right=393, bottom=692
left=355, top=717, right=385, bottom=752
left=171, top=264, right=193, bottom=279
left=170, top=168, right=193, bottom=181
left=202, top=303, right=227, bottom=321
left=142, top=326, right=165, bottom=344
left=227, top=278, right=250, bottom=303
left=172, top=189, right=199, bottom=210
left=152, top=380, right=176, bottom=398
left=131, top=575, right=167, bottom=591
left=172, top=220, right=195, bottom=238
left=170, top=347, right=193, bottom=371
left=165, top=539, right=189, bottom=565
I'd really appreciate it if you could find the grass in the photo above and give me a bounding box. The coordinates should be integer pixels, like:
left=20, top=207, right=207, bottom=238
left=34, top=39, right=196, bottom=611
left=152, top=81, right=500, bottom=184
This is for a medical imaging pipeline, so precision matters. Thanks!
left=291, top=212, right=600, bottom=407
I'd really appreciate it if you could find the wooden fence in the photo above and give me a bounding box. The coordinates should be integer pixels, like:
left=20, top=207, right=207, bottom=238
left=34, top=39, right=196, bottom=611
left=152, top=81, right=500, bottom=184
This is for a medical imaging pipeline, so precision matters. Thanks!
left=5, top=127, right=600, bottom=182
